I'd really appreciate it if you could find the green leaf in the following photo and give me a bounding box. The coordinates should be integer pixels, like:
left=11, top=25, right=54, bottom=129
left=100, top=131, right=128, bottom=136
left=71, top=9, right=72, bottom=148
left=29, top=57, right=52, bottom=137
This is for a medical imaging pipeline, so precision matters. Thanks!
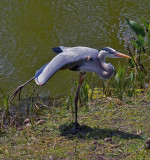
left=130, top=71, right=134, bottom=83
left=128, top=58, right=135, bottom=68
left=131, top=40, right=140, bottom=49
left=137, top=34, right=145, bottom=46
left=118, top=67, right=122, bottom=78
left=125, top=18, right=131, bottom=27
left=126, top=18, right=145, bottom=37
left=148, top=24, right=150, bottom=31
left=140, top=17, right=149, bottom=29
left=122, top=67, right=125, bottom=77
left=115, top=73, right=119, bottom=85
left=118, top=66, right=125, bottom=78
left=4, top=97, right=9, bottom=110
left=147, top=31, right=150, bottom=47
left=115, top=66, right=125, bottom=86
left=130, top=21, right=145, bottom=37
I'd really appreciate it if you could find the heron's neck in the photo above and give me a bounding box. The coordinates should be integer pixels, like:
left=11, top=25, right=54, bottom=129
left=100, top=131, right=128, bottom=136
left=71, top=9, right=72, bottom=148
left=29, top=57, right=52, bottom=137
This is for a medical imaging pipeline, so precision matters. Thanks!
left=98, top=53, right=115, bottom=80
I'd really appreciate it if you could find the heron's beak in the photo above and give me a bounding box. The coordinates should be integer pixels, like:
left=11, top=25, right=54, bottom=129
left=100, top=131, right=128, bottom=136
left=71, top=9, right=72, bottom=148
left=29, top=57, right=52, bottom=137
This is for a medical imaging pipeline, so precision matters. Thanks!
left=114, top=52, right=131, bottom=59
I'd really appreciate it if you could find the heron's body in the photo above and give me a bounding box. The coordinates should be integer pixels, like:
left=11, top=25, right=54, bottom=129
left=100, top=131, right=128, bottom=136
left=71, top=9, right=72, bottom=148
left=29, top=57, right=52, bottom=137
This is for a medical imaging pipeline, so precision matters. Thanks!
left=10, top=46, right=131, bottom=131
left=34, top=46, right=115, bottom=86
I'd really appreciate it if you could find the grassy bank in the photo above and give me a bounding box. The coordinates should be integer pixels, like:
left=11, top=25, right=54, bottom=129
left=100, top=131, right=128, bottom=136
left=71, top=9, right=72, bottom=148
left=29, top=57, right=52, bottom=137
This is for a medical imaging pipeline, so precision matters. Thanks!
left=0, top=89, right=150, bottom=159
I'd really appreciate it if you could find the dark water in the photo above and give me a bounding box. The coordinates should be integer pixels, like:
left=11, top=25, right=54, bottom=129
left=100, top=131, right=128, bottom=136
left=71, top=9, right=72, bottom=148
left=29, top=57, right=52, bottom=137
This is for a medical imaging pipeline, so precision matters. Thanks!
left=0, top=0, right=150, bottom=98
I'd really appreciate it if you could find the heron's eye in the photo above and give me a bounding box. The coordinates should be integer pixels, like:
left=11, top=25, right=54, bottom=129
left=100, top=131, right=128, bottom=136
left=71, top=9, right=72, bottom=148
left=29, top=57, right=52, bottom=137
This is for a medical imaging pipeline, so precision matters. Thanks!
left=106, top=49, right=111, bottom=53
left=102, top=47, right=114, bottom=54
left=106, top=50, right=111, bottom=54
left=108, top=49, right=114, bottom=54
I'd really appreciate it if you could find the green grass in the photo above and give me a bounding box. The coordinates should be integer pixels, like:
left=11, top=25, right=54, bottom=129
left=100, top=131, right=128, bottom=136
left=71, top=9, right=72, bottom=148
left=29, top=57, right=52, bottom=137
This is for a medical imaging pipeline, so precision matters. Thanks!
left=0, top=91, right=150, bottom=159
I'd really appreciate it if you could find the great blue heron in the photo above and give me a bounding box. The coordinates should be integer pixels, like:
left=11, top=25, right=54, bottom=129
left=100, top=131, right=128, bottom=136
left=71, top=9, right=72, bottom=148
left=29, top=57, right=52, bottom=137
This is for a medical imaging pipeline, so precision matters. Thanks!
left=10, top=46, right=131, bottom=129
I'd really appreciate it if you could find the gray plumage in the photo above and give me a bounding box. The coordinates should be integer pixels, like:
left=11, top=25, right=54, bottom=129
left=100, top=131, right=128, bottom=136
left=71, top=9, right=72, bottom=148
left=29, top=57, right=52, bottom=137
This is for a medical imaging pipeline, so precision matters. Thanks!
left=34, top=46, right=119, bottom=86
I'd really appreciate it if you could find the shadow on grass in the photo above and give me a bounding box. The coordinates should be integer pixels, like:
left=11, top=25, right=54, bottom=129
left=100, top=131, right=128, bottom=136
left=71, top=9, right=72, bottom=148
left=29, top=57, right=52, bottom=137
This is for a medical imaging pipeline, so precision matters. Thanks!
left=59, top=122, right=143, bottom=140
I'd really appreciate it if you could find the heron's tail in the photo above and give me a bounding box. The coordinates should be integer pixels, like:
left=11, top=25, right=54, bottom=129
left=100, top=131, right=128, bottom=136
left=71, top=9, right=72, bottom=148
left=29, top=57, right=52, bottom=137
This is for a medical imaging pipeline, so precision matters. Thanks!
left=52, top=47, right=63, bottom=54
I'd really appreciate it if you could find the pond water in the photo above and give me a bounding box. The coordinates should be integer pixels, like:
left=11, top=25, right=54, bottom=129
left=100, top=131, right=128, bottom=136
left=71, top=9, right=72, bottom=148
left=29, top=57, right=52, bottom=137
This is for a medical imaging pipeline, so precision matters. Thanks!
left=0, top=0, right=150, bottom=98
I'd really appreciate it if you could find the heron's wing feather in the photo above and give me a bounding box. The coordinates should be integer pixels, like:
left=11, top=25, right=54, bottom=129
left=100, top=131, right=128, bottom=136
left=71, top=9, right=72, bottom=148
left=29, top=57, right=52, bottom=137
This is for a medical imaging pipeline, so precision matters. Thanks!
left=34, top=54, right=68, bottom=85
left=52, top=46, right=72, bottom=54
left=34, top=49, right=97, bottom=86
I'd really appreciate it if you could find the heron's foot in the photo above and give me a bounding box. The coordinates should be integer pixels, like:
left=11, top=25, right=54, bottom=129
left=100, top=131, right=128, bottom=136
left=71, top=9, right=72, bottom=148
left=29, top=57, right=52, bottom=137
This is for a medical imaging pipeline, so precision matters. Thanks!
left=9, top=85, right=23, bottom=104
left=71, top=122, right=80, bottom=134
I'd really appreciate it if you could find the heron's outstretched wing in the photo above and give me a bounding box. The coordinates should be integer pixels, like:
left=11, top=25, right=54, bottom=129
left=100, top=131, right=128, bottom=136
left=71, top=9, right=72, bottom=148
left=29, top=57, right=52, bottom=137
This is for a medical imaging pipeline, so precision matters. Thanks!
left=34, top=47, right=99, bottom=86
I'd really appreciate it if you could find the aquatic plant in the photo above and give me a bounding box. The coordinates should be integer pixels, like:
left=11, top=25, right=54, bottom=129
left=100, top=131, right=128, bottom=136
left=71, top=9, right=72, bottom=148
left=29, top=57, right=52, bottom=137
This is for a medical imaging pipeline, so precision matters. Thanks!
left=125, top=17, right=150, bottom=89
left=0, top=88, right=10, bottom=125
left=113, top=66, right=126, bottom=99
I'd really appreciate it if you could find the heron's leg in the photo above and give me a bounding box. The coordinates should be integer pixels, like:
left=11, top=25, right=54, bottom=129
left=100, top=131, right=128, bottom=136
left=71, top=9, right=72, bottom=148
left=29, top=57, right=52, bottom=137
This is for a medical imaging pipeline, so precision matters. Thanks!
left=74, top=72, right=85, bottom=129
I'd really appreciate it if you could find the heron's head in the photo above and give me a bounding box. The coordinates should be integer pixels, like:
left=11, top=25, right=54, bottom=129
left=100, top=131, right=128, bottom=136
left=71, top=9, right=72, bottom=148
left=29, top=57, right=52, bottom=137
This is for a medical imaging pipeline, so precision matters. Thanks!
left=101, top=47, right=131, bottom=59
